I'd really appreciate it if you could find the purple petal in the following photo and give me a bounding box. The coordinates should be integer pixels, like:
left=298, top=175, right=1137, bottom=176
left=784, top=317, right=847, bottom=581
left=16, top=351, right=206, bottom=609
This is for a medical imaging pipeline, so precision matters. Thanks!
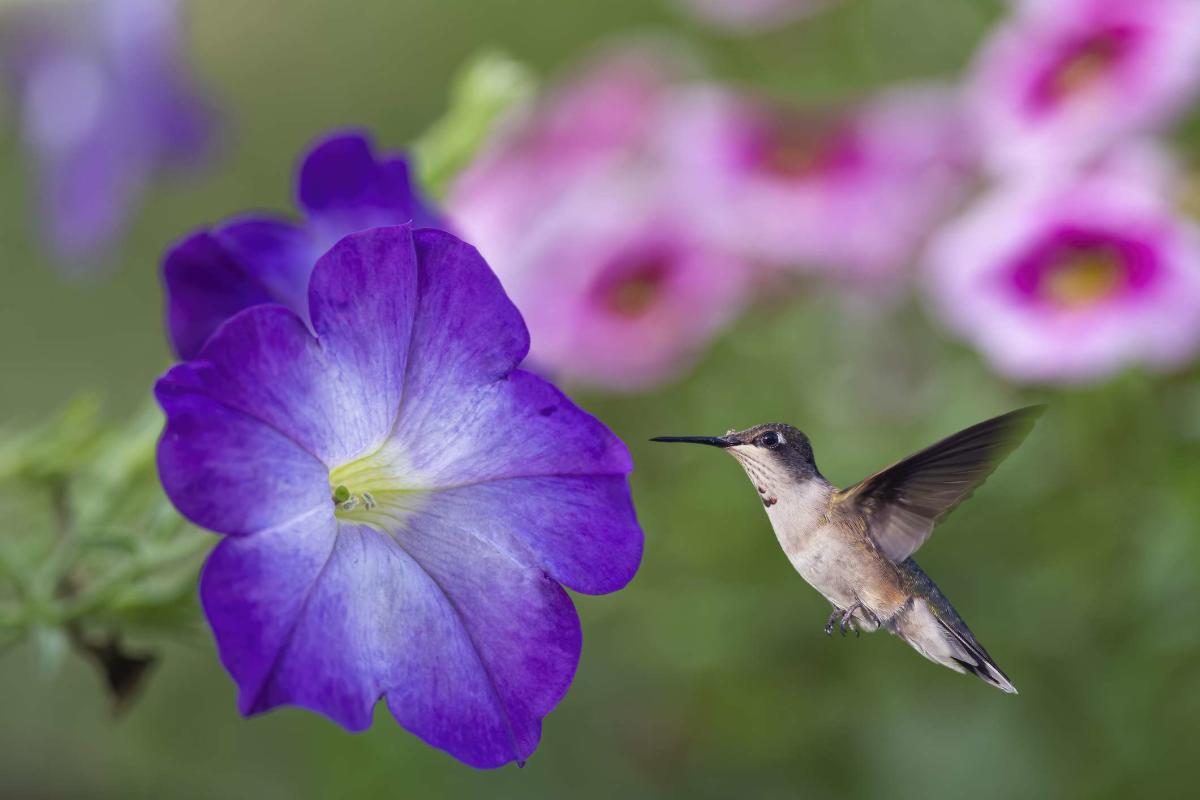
left=202, top=515, right=580, bottom=767
left=163, top=231, right=277, bottom=361
left=213, top=217, right=314, bottom=320
left=155, top=380, right=329, bottom=536
left=387, top=230, right=631, bottom=485
left=165, top=303, right=382, bottom=466
left=297, top=131, right=443, bottom=237
left=163, top=217, right=312, bottom=359
left=307, top=227, right=419, bottom=446
left=419, top=475, right=642, bottom=595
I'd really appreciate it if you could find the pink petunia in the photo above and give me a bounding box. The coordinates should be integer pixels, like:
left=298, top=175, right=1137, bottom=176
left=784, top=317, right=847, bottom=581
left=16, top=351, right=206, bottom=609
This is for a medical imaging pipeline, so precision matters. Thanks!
left=662, top=85, right=973, bottom=280
left=967, top=0, right=1200, bottom=173
left=924, top=145, right=1200, bottom=383
left=450, top=48, right=751, bottom=390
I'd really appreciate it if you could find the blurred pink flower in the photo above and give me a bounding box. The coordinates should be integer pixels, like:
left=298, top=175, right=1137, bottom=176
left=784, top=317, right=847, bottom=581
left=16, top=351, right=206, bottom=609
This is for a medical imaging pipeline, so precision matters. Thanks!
left=924, top=147, right=1200, bottom=383
left=967, top=0, right=1200, bottom=173
left=451, top=48, right=683, bottom=266
left=664, top=86, right=973, bottom=279
left=488, top=173, right=748, bottom=390
left=450, top=50, right=750, bottom=390
left=670, top=0, right=829, bottom=34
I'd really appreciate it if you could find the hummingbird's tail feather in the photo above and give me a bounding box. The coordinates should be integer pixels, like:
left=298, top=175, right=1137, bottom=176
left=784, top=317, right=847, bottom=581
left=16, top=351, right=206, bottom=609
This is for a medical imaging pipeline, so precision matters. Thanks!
left=937, top=619, right=1018, bottom=694
left=892, top=559, right=1017, bottom=694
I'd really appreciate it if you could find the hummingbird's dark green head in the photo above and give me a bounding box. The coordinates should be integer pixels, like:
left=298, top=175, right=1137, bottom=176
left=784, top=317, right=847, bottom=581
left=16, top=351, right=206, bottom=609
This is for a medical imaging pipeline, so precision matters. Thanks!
left=652, top=422, right=822, bottom=484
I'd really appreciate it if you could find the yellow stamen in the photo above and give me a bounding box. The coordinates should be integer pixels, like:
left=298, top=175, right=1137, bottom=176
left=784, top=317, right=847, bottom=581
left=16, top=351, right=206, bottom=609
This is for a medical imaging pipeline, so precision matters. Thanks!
left=1043, top=248, right=1124, bottom=307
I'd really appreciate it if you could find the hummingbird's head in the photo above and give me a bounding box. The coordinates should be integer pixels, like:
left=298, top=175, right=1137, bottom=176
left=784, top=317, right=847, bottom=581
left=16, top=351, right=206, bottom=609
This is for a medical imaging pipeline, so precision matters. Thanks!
left=652, top=422, right=822, bottom=490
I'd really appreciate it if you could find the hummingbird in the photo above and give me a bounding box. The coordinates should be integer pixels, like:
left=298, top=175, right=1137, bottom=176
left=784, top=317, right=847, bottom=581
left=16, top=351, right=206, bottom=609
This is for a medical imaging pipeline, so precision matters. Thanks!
left=652, top=406, right=1043, bottom=694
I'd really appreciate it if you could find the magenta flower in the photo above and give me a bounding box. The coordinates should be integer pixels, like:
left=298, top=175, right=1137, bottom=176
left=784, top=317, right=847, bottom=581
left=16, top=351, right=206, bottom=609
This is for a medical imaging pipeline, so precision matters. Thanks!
left=663, top=86, right=972, bottom=279
left=967, top=0, right=1200, bottom=172
left=155, top=225, right=642, bottom=767
left=670, top=0, right=830, bottom=33
left=450, top=48, right=679, bottom=269
left=450, top=50, right=751, bottom=390
left=2, top=0, right=216, bottom=268
left=475, top=173, right=749, bottom=390
left=924, top=148, right=1200, bottom=383
left=163, top=130, right=442, bottom=360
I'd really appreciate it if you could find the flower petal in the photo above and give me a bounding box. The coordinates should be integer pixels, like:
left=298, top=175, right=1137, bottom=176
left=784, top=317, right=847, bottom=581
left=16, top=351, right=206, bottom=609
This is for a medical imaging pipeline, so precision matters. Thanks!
left=382, top=229, right=631, bottom=485
left=419, top=475, right=642, bottom=595
left=306, top=227, right=419, bottom=447
left=155, top=381, right=329, bottom=535
left=386, top=514, right=581, bottom=767
left=163, top=231, right=276, bottom=360
left=167, top=301, right=385, bottom=465
left=202, top=516, right=580, bottom=768
left=212, top=216, right=314, bottom=322
left=296, top=130, right=442, bottom=232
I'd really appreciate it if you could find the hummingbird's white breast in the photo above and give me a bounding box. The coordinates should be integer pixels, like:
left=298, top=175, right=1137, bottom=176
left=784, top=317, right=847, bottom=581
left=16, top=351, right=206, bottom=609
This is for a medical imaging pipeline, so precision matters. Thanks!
left=729, top=445, right=884, bottom=623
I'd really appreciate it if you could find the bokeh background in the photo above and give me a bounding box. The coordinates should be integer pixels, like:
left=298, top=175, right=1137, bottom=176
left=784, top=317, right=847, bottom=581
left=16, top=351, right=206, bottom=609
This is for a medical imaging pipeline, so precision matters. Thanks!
left=2, top=1, right=1199, bottom=797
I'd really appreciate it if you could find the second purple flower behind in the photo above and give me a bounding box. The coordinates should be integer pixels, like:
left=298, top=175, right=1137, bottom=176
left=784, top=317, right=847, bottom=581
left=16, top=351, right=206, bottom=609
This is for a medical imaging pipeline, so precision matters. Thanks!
left=163, top=130, right=442, bottom=359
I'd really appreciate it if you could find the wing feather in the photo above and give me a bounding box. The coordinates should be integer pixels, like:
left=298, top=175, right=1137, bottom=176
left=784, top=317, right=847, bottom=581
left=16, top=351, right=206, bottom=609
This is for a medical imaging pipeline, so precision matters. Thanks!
left=835, top=406, right=1044, bottom=563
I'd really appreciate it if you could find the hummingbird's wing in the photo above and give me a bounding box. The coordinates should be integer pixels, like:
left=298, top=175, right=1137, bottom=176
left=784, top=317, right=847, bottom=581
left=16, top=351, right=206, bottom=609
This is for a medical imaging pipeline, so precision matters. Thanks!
left=834, top=406, right=1044, bottom=563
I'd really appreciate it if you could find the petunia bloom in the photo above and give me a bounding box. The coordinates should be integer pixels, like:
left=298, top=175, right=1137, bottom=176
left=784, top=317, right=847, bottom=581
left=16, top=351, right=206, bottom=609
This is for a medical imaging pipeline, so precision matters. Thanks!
left=155, top=225, right=642, bottom=767
left=450, top=49, right=751, bottom=390
left=470, top=172, right=750, bottom=390
left=923, top=147, right=1200, bottom=383
left=966, top=0, right=1200, bottom=173
left=662, top=85, right=972, bottom=279
left=163, top=129, right=443, bottom=360
left=2, top=0, right=216, bottom=268
left=449, top=47, right=683, bottom=270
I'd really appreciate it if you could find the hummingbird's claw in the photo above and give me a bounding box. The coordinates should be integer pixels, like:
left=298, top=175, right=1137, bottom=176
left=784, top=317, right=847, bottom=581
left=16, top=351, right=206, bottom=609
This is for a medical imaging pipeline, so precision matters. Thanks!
left=839, top=603, right=869, bottom=637
left=823, top=609, right=841, bottom=636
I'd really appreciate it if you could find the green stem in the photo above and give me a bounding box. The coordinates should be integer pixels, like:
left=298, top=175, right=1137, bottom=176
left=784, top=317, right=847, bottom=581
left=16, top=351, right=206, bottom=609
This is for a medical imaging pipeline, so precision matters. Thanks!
left=54, top=533, right=212, bottom=623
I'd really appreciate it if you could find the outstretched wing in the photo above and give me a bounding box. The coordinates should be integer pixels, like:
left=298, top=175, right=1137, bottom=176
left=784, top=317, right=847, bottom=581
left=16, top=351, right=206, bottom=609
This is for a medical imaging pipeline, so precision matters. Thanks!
left=834, top=406, right=1044, bottom=564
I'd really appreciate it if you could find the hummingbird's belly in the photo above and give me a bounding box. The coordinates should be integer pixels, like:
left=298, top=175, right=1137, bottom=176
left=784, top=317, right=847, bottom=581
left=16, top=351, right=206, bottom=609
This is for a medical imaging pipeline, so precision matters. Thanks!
left=784, top=526, right=862, bottom=608
left=776, top=520, right=899, bottom=624
left=762, top=479, right=903, bottom=623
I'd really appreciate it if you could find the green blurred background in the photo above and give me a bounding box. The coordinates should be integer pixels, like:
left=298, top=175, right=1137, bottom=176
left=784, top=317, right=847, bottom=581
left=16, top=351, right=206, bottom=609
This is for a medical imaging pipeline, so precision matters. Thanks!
left=3, top=1, right=1199, bottom=797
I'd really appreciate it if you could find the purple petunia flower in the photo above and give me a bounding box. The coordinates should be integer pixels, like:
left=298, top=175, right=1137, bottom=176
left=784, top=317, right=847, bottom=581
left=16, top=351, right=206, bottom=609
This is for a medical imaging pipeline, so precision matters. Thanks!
left=966, top=0, right=1200, bottom=173
left=662, top=85, right=972, bottom=280
left=2, top=0, right=216, bottom=268
left=163, top=129, right=443, bottom=360
left=924, top=145, right=1200, bottom=383
left=155, top=225, right=642, bottom=767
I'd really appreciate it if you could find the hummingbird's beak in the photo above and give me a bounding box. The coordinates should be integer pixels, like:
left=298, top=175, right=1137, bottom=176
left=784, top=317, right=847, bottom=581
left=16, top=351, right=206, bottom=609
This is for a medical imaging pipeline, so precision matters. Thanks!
left=650, top=435, right=737, bottom=448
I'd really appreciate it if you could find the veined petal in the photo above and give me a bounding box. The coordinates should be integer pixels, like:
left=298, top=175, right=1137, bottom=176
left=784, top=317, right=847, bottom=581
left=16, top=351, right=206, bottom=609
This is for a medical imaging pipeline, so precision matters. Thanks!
left=385, top=513, right=581, bottom=768
left=202, top=515, right=580, bottom=768
left=389, top=369, right=632, bottom=487
left=383, top=229, right=630, bottom=485
left=155, top=382, right=329, bottom=536
left=416, top=475, right=643, bottom=595
left=170, top=304, right=379, bottom=464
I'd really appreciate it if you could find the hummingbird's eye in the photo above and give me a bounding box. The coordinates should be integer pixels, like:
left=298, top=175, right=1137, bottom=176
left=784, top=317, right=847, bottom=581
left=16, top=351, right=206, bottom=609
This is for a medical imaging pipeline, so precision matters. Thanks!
left=758, top=431, right=783, bottom=449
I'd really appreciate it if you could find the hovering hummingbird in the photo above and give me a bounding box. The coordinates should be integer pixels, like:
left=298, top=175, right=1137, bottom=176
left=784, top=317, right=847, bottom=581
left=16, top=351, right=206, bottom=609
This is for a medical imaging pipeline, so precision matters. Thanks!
left=652, top=406, right=1043, bottom=694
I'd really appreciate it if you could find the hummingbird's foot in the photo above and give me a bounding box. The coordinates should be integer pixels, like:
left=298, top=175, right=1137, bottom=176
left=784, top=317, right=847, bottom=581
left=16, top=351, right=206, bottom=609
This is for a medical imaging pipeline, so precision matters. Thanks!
left=824, top=608, right=842, bottom=636
left=839, top=603, right=873, bottom=637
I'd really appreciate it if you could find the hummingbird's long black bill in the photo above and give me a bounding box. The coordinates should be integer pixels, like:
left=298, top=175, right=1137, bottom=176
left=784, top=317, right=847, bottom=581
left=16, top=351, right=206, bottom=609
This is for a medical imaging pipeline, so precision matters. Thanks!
left=650, top=435, right=735, bottom=448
